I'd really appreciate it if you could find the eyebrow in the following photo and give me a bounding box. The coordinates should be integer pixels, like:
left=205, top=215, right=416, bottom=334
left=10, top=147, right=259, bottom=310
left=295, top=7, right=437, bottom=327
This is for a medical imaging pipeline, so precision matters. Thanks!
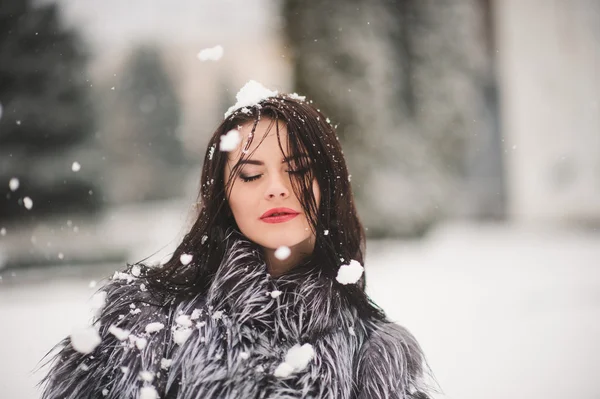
left=237, top=154, right=310, bottom=166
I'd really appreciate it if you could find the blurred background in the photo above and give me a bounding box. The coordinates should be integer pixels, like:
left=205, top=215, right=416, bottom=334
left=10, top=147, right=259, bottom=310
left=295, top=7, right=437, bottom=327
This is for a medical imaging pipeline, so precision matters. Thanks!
left=0, top=0, right=599, bottom=398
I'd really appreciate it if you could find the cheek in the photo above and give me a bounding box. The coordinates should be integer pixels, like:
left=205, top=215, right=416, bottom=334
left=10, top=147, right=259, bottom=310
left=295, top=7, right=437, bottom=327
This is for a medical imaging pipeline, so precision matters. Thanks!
left=312, top=180, right=321, bottom=208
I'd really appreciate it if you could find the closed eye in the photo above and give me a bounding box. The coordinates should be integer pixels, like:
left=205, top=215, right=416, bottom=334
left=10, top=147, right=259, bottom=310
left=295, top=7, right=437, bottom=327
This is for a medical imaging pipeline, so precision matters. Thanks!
left=240, top=174, right=262, bottom=183
left=239, top=168, right=310, bottom=183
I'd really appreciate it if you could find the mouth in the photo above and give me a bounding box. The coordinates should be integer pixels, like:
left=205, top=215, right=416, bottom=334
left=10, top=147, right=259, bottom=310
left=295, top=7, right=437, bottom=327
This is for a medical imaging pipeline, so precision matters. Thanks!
left=260, top=208, right=300, bottom=224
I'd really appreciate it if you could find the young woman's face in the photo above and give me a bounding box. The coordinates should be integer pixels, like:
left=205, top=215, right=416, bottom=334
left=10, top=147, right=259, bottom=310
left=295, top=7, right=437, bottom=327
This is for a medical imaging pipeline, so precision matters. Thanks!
left=224, top=118, right=320, bottom=251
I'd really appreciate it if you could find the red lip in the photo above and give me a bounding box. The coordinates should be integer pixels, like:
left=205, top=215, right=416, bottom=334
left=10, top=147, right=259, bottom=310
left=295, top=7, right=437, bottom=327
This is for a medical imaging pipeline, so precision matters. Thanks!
left=260, top=207, right=300, bottom=223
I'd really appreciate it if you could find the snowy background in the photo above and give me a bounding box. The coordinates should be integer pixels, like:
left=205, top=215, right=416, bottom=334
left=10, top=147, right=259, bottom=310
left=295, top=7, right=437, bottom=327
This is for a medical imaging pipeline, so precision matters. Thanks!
left=1, top=214, right=599, bottom=399
left=1, top=0, right=600, bottom=398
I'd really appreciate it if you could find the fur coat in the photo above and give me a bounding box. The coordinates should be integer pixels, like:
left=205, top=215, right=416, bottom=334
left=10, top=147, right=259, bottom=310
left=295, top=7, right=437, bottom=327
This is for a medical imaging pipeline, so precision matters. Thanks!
left=41, top=235, right=430, bottom=399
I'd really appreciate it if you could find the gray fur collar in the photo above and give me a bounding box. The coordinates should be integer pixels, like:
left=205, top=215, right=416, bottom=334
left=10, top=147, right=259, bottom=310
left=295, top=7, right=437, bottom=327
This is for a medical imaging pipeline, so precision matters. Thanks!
left=41, top=236, right=430, bottom=398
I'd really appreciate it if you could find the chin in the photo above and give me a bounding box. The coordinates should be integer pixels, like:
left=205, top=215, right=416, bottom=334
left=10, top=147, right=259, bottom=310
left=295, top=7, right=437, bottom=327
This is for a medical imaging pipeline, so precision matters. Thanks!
left=253, top=230, right=310, bottom=250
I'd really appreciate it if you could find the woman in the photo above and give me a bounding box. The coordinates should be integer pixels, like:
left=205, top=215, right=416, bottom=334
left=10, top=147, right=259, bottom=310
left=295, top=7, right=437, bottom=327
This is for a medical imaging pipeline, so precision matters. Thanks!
left=40, top=82, right=433, bottom=399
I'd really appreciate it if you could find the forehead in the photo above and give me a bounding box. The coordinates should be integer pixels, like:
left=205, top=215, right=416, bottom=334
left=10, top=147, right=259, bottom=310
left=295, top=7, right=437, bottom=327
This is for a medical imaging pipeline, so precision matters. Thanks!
left=228, top=118, right=290, bottom=162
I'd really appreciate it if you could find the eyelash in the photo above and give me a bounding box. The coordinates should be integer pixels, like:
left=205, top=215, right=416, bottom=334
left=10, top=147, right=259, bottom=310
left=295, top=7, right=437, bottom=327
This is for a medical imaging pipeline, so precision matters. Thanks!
left=240, top=168, right=310, bottom=183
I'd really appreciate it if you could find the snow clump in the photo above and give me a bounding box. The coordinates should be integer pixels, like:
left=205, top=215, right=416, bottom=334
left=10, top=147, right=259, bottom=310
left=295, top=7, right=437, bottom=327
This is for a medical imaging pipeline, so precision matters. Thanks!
left=335, top=260, right=364, bottom=285
left=197, top=45, right=223, bottom=61
left=219, top=129, right=241, bottom=152
left=108, top=325, right=130, bottom=341
left=9, top=178, right=19, bottom=191
left=224, top=80, right=278, bottom=118
left=145, top=322, right=165, bottom=334
left=70, top=326, right=101, bottom=354
left=179, top=253, right=193, bottom=266
left=274, top=343, right=315, bottom=377
left=274, top=246, right=291, bottom=260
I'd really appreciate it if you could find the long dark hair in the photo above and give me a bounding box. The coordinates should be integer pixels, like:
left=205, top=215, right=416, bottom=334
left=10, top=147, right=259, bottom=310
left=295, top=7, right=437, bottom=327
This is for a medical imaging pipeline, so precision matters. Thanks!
left=142, top=94, right=386, bottom=321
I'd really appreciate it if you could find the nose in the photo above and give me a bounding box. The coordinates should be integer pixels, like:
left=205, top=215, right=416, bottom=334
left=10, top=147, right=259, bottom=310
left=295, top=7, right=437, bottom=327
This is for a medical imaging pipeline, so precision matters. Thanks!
left=264, top=172, right=291, bottom=200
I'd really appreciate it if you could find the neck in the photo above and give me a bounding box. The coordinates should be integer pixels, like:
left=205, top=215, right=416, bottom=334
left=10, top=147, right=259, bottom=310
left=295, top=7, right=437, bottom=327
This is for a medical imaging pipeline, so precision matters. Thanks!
left=263, top=236, right=315, bottom=277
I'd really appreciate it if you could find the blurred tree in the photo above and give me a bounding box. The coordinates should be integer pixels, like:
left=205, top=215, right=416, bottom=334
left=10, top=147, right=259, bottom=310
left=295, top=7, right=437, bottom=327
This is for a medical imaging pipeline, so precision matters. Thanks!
left=283, top=0, right=505, bottom=237
left=0, top=0, right=103, bottom=222
left=97, top=45, right=186, bottom=203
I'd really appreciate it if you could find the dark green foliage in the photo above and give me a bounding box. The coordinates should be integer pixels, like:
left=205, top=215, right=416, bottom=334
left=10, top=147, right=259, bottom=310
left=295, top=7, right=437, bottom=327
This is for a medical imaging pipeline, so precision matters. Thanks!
left=0, top=0, right=102, bottom=221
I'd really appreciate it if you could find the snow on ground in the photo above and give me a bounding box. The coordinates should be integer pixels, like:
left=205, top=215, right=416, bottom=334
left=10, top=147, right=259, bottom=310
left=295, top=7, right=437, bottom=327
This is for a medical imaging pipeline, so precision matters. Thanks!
left=0, top=222, right=599, bottom=399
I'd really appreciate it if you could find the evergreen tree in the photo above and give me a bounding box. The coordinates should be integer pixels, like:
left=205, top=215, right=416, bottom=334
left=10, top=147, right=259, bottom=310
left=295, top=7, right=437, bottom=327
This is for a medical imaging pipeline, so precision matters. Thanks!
left=0, top=0, right=102, bottom=221
left=282, top=0, right=504, bottom=237
left=97, top=44, right=185, bottom=203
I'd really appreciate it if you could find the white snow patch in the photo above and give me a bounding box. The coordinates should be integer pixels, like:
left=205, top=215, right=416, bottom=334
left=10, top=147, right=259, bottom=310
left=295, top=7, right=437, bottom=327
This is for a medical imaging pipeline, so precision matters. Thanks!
left=224, top=80, right=278, bottom=118
left=71, top=162, right=81, bottom=172
left=23, top=197, right=33, bottom=210
left=120, top=366, right=129, bottom=374
left=201, top=235, right=208, bottom=244
left=179, top=253, right=193, bottom=266
left=102, top=388, right=109, bottom=396
left=273, top=362, right=294, bottom=378
left=190, top=308, right=202, bottom=320
left=175, top=314, right=192, bottom=328
left=145, top=322, right=164, bottom=334
left=112, top=271, right=135, bottom=283
left=197, top=45, right=223, bottom=61
left=211, top=310, right=224, bottom=320
left=70, top=326, right=101, bottom=354
left=240, top=352, right=250, bottom=360
left=131, top=265, right=141, bottom=277
left=173, top=328, right=193, bottom=345
left=139, top=370, right=154, bottom=382
left=288, top=93, right=306, bottom=101
left=161, top=358, right=173, bottom=370
left=274, top=246, right=291, bottom=260
left=219, top=129, right=241, bottom=152
left=335, top=260, right=364, bottom=285
left=285, top=343, right=315, bottom=371
left=139, top=385, right=158, bottom=399
left=90, top=291, right=107, bottom=316
left=274, top=343, right=315, bottom=378
left=9, top=178, right=19, bottom=192
left=270, top=290, right=282, bottom=299
left=135, top=337, right=147, bottom=350
left=324, top=230, right=329, bottom=236
left=108, top=325, right=130, bottom=341
left=140, top=283, right=147, bottom=292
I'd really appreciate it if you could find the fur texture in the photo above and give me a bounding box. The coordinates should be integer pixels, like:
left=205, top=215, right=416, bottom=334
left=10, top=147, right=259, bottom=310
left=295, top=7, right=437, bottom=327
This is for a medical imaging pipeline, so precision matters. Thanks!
left=40, top=236, right=430, bottom=398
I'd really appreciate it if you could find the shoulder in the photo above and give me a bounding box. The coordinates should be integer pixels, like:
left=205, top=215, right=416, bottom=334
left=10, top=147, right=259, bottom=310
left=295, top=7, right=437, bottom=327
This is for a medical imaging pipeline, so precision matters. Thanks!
left=40, top=265, right=175, bottom=399
left=354, top=321, right=431, bottom=399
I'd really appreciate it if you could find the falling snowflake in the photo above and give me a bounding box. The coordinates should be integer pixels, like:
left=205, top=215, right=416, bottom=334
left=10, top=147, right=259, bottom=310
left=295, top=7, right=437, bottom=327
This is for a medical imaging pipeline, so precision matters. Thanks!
left=23, top=197, right=33, bottom=210
left=274, top=246, right=291, bottom=260
left=270, top=290, right=282, bottom=298
left=9, top=178, right=19, bottom=192
left=335, top=260, right=364, bottom=285
left=219, top=129, right=241, bottom=152
left=180, top=253, right=193, bottom=266
left=71, top=162, right=81, bottom=172
left=197, top=45, right=224, bottom=61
